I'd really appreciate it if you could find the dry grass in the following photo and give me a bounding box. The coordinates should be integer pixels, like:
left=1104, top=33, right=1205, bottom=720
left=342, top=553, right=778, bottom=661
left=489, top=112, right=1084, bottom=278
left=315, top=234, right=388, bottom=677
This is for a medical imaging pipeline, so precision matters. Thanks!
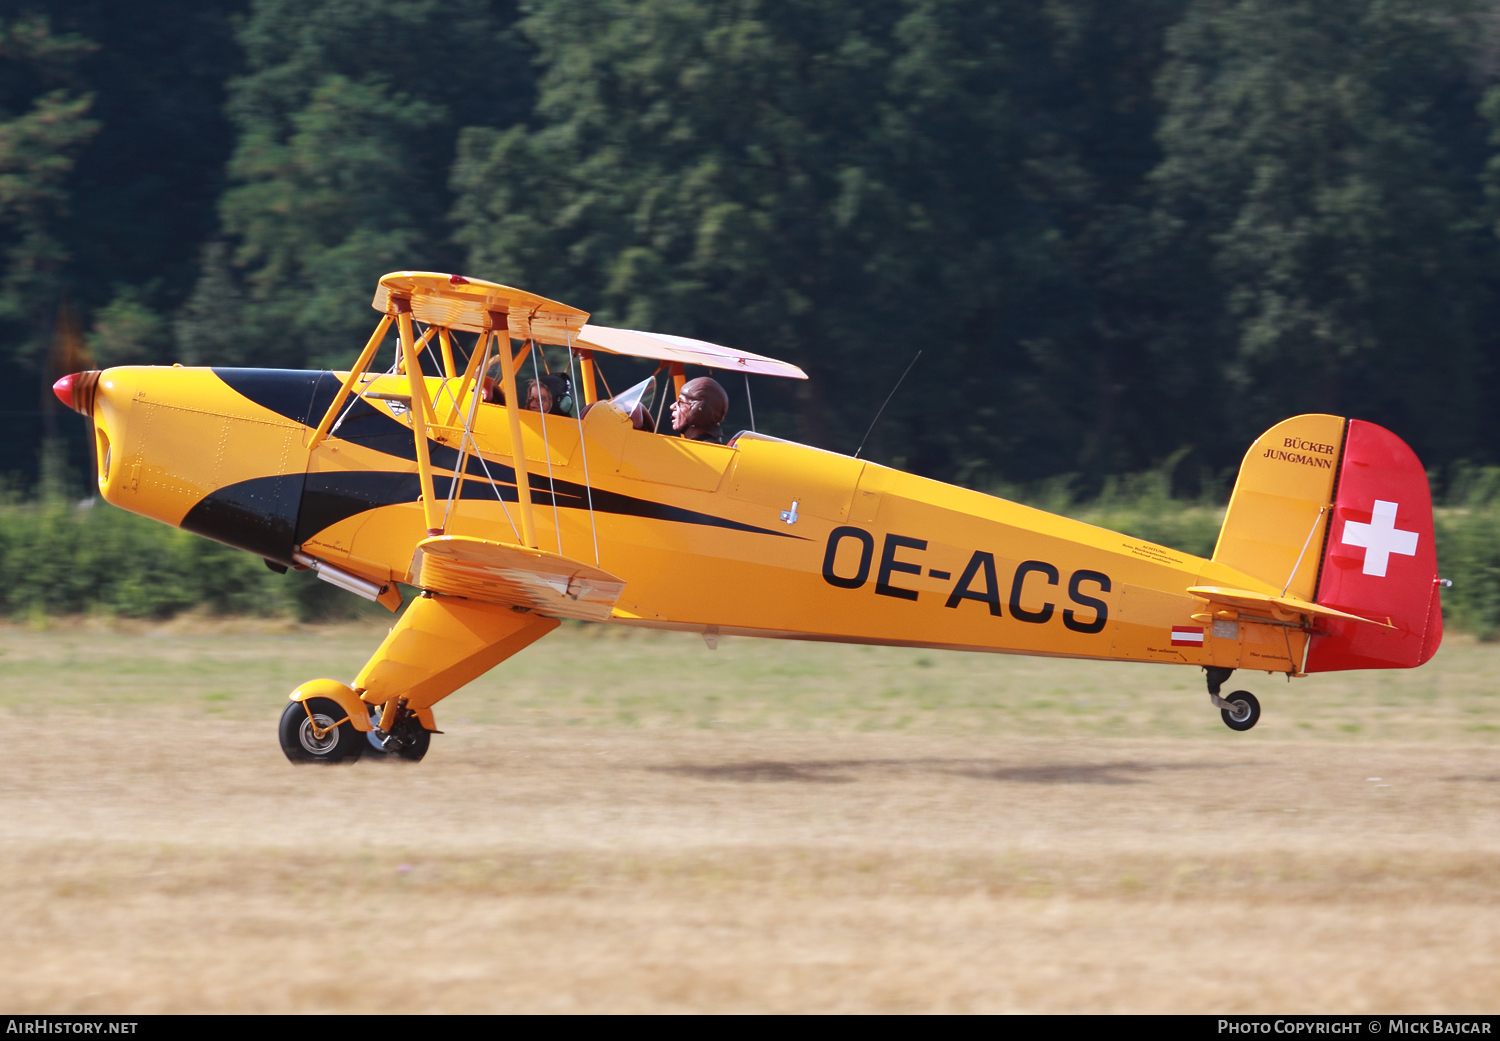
left=2, top=622, right=1499, bottom=1011
left=5, top=618, right=1500, bottom=741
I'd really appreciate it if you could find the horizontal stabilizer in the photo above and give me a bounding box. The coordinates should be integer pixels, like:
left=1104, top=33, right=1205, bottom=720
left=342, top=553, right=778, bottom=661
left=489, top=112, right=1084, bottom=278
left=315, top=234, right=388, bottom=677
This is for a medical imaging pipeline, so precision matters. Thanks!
left=1186, top=586, right=1392, bottom=628
left=413, top=536, right=625, bottom=621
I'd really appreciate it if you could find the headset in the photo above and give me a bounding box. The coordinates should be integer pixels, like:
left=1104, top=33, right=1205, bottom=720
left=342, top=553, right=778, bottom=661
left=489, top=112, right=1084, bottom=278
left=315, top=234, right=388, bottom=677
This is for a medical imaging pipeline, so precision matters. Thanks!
left=542, top=373, right=574, bottom=417
left=479, top=363, right=574, bottom=415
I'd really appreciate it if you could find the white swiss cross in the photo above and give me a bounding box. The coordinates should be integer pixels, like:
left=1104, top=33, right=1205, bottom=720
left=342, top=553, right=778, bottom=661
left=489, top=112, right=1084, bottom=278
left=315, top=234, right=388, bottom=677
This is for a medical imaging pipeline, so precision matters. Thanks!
left=1340, top=499, right=1418, bottom=577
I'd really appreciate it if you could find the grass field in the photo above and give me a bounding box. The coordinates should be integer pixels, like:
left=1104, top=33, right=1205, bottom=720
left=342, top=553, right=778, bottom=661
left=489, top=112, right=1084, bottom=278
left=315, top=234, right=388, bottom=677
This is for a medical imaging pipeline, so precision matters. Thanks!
left=3, top=619, right=1499, bottom=1012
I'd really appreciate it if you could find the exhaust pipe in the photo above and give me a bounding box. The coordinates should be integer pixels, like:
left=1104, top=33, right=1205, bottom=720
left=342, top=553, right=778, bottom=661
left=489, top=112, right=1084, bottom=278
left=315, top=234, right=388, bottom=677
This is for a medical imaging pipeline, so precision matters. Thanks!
left=293, top=552, right=387, bottom=602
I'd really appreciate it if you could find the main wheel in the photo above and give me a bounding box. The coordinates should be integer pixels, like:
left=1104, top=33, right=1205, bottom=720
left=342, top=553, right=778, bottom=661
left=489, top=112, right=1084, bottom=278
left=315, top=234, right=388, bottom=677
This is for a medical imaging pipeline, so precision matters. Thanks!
left=394, top=725, right=431, bottom=762
left=364, top=706, right=390, bottom=758
left=279, top=697, right=366, bottom=763
left=1220, top=690, right=1261, bottom=732
left=362, top=706, right=431, bottom=762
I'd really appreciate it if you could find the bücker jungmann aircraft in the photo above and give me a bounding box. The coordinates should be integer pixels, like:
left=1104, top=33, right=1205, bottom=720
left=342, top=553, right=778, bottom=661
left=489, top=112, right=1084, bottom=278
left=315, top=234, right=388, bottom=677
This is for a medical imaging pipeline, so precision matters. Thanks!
left=51, top=272, right=1445, bottom=762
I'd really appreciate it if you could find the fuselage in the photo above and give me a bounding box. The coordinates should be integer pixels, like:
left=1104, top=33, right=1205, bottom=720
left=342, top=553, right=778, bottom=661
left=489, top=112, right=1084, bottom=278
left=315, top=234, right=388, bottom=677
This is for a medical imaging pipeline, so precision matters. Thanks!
left=88, top=365, right=1302, bottom=675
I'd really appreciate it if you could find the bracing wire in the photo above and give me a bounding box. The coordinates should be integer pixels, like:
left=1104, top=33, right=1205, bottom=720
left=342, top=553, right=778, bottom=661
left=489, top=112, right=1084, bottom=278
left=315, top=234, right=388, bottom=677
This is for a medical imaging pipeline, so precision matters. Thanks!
left=328, top=374, right=371, bottom=439
left=419, top=322, right=464, bottom=419
left=472, top=443, right=522, bottom=545
left=329, top=326, right=397, bottom=439
left=567, top=330, right=601, bottom=566
left=446, top=328, right=521, bottom=544
left=853, top=349, right=921, bottom=460
left=1282, top=505, right=1330, bottom=597
left=528, top=333, right=564, bottom=555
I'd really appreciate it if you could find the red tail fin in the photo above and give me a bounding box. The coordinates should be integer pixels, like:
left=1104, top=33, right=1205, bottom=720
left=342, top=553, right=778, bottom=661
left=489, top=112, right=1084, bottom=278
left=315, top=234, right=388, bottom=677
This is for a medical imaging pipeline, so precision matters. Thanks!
left=1304, top=420, right=1442, bottom=672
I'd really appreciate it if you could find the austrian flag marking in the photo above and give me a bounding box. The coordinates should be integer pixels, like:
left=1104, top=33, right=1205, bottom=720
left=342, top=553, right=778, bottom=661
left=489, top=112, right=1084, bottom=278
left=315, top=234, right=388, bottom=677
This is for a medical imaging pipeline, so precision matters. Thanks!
left=1170, top=626, right=1204, bottom=647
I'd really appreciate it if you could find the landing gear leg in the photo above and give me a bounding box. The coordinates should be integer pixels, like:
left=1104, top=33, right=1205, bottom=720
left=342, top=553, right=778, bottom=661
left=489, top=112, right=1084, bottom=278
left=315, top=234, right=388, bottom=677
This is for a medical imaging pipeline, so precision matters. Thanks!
left=363, top=705, right=390, bottom=758
left=346, top=594, right=556, bottom=765
left=1205, top=667, right=1261, bottom=732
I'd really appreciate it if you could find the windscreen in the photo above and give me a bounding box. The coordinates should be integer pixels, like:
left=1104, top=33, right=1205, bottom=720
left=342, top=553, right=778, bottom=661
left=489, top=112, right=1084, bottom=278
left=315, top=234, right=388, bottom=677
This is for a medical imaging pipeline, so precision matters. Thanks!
left=604, top=376, right=655, bottom=419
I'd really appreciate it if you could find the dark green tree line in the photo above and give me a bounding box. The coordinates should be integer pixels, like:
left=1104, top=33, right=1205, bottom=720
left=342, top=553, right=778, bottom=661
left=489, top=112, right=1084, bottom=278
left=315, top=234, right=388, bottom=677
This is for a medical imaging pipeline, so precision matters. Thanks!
left=1150, top=0, right=1495, bottom=470
left=4, top=0, right=1500, bottom=494
left=176, top=0, right=532, bottom=370
left=452, top=0, right=1189, bottom=480
left=0, top=11, right=97, bottom=456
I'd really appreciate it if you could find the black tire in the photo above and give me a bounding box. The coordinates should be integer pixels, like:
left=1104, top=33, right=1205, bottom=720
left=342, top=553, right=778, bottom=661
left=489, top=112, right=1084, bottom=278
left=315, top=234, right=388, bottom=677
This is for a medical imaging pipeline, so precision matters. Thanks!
left=362, top=706, right=431, bottom=762
left=278, top=697, right=366, bottom=763
left=395, top=726, right=431, bottom=762
left=1220, top=690, right=1261, bottom=732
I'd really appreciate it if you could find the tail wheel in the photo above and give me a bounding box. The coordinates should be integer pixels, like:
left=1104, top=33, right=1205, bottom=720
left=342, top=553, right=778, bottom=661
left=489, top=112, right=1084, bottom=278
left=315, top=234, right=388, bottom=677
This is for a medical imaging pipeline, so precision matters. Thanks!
left=279, top=697, right=366, bottom=763
left=1220, top=690, right=1261, bottom=732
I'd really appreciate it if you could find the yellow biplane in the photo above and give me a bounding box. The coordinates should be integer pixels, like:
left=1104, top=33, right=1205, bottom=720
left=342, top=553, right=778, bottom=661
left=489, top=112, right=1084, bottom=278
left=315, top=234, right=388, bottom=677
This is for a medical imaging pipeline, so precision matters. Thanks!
left=52, top=272, right=1445, bottom=761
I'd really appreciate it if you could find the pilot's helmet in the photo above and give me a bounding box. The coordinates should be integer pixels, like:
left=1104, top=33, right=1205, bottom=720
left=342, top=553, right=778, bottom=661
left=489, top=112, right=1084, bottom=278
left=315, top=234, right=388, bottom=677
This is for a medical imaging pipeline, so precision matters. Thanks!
left=542, top=374, right=573, bottom=416
left=678, top=377, right=728, bottom=427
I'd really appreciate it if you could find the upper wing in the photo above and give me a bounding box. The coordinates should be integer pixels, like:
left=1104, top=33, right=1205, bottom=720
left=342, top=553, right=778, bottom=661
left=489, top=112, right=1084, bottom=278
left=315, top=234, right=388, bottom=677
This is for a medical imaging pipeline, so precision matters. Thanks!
left=576, top=325, right=807, bottom=379
left=372, top=271, right=588, bottom=344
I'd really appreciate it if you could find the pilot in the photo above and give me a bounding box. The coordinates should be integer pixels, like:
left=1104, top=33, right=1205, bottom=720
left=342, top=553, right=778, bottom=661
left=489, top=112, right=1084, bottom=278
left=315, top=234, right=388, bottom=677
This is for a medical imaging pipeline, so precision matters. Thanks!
left=669, top=376, right=729, bottom=443
left=483, top=367, right=573, bottom=417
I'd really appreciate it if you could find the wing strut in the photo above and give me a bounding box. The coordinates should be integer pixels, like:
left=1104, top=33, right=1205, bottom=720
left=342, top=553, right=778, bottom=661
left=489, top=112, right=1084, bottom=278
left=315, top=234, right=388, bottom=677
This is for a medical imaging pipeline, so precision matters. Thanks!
left=393, top=296, right=444, bottom=537
left=307, top=314, right=392, bottom=451
left=528, top=335, right=565, bottom=556
left=567, top=330, right=601, bottom=565
left=492, top=309, right=539, bottom=548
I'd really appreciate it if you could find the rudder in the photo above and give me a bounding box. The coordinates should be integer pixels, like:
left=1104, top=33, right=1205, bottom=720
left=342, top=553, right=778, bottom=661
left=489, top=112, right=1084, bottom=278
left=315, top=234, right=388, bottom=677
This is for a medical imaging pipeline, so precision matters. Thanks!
left=1213, top=415, right=1442, bottom=673
left=1304, top=420, right=1441, bottom=672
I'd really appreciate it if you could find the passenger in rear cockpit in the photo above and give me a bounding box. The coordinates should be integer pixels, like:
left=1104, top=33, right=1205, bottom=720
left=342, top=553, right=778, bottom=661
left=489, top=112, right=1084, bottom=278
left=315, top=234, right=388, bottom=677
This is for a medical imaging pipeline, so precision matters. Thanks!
left=482, top=364, right=573, bottom=417
left=527, top=374, right=573, bottom=417
left=670, top=377, right=728, bottom=444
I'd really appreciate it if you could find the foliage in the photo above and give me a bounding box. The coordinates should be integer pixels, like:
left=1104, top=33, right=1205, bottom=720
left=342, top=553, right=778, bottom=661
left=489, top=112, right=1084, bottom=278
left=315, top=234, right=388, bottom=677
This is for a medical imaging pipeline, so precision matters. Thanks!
left=0, top=14, right=97, bottom=361
left=0, top=499, right=378, bottom=622
left=1150, top=0, right=1494, bottom=466
left=175, top=0, right=531, bottom=370
left=86, top=287, right=171, bottom=367
left=0, top=0, right=242, bottom=484
left=451, top=0, right=1187, bottom=481
left=0, top=0, right=1499, bottom=499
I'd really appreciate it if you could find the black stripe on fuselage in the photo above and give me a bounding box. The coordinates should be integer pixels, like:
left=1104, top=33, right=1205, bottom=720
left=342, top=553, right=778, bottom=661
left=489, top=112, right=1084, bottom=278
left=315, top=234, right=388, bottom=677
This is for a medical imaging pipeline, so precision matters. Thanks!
left=211, top=369, right=804, bottom=543
left=181, top=472, right=305, bottom=566
left=294, top=470, right=800, bottom=545
left=213, top=368, right=461, bottom=470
